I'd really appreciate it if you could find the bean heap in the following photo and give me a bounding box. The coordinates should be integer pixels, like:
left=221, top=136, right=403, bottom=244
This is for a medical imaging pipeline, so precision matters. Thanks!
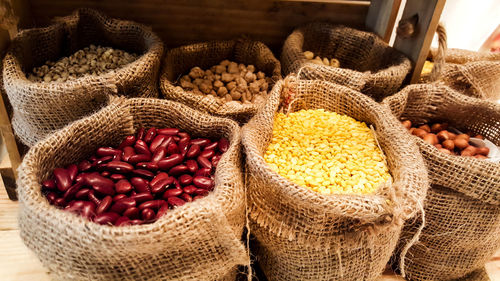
left=264, top=109, right=391, bottom=195
left=41, top=128, right=228, bottom=226
left=402, top=120, right=490, bottom=159
left=28, top=45, right=138, bottom=83
left=303, top=51, right=340, bottom=68
left=175, top=60, right=271, bottom=104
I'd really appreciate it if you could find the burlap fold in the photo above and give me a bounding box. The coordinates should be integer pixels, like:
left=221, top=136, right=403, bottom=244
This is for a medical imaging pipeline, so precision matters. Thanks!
left=17, top=97, right=247, bottom=281
left=383, top=84, right=500, bottom=281
left=242, top=78, right=428, bottom=281
left=160, top=39, right=281, bottom=123
left=281, top=23, right=412, bottom=101
left=3, top=8, right=164, bottom=146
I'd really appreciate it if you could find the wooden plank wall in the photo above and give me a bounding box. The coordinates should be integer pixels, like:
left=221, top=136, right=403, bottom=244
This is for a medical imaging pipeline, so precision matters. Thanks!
left=24, top=0, right=369, bottom=51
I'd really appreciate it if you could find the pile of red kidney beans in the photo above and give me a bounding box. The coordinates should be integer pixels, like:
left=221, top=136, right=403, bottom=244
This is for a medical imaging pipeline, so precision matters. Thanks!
left=41, top=127, right=229, bottom=226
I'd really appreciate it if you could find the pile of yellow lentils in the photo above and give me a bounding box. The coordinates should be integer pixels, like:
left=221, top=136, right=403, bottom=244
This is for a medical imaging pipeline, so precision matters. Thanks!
left=264, top=109, right=391, bottom=195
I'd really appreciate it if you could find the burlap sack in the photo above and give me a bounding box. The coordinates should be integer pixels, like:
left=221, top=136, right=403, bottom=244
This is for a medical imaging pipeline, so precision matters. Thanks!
left=160, top=39, right=281, bottom=123
left=17, top=97, right=247, bottom=281
left=3, top=8, right=164, bottom=146
left=429, top=48, right=500, bottom=100
left=242, top=78, right=428, bottom=281
left=383, top=84, right=500, bottom=281
left=281, top=23, right=412, bottom=101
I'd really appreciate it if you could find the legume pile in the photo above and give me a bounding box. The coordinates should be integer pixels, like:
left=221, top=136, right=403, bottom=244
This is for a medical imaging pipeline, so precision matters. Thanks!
left=41, top=127, right=228, bottom=226
left=264, top=109, right=391, bottom=195
left=28, top=45, right=138, bottom=83
left=303, top=51, right=340, bottom=68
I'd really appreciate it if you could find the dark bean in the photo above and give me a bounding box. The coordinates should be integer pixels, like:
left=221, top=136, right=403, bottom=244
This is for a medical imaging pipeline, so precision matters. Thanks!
left=122, top=146, right=135, bottom=162
left=149, top=135, right=167, bottom=152
left=100, top=171, right=110, bottom=177
left=178, top=132, right=189, bottom=139
left=156, top=136, right=173, bottom=151
left=150, top=172, right=169, bottom=187
left=111, top=198, right=136, bottom=214
left=141, top=208, right=156, bottom=221
left=193, top=195, right=205, bottom=201
left=132, top=169, right=155, bottom=179
left=199, top=149, right=215, bottom=159
left=110, top=174, right=126, bottom=181
left=218, top=138, right=229, bottom=153
left=179, top=174, right=193, bottom=186
left=179, top=137, right=190, bottom=156
left=194, top=188, right=209, bottom=196
left=151, top=147, right=166, bottom=163
left=157, top=128, right=179, bottom=135
left=81, top=201, right=96, bottom=219
left=183, top=185, right=197, bottom=194
left=54, top=198, right=67, bottom=207
left=151, top=177, right=174, bottom=194
left=180, top=193, right=193, bottom=202
left=123, top=207, right=140, bottom=219
left=129, top=219, right=144, bottom=225
left=118, top=135, right=136, bottom=149
left=114, top=216, right=130, bottom=226
left=166, top=143, right=179, bottom=155
left=88, top=190, right=101, bottom=206
left=195, top=167, right=211, bottom=177
left=128, top=154, right=151, bottom=164
left=134, top=140, right=151, bottom=156
left=85, top=173, right=115, bottom=196
left=96, top=147, right=121, bottom=157
left=186, top=144, right=201, bottom=158
left=130, top=192, right=154, bottom=203
left=78, top=160, right=92, bottom=172
left=113, top=194, right=127, bottom=202
left=42, top=179, right=57, bottom=190
left=96, top=196, right=113, bottom=214
left=162, top=188, right=183, bottom=199
left=115, top=179, right=133, bottom=194
left=212, top=155, right=221, bottom=168
left=173, top=178, right=182, bottom=189
left=138, top=200, right=165, bottom=210
left=186, top=160, right=198, bottom=173
left=143, top=128, right=157, bottom=143
left=193, top=176, right=214, bottom=189
left=94, top=212, right=120, bottom=225
left=136, top=162, right=159, bottom=171
left=53, top=168, right=72, bottom=192
left=66, top=200, right=85, bottom=213
left=204, top=141, right=218, bottom=151
left=156, top=204, right=169, bottom=219
left=197, top=156, right=212, bottom=169
left=169, top=165, right=189, bottom=176
left=157, top=154, right=183, bottom=170
left=63, top=182, right=84, bottom=201
left=75, top=188, right=91, bottom=200
left=96, top=155, right=114, bottom=165
left=136, top=128, right=145, bottom=140
left=191, top=138, right=211, bottom=147
left=46, top=192, right=58, bottom=204
left=167, top=197, right=186, bottom=207
left=105, top=161, right=134, bottom=173
left=66, top=164, right=78, bottom=182
left=130, top=177, right=150, bottom=193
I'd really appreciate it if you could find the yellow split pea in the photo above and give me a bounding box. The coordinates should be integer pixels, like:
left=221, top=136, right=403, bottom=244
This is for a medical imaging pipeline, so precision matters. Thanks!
left=264, top=109, right=391, bottom=195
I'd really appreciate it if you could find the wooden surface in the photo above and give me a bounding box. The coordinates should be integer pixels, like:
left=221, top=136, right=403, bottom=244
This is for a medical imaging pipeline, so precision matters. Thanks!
left=365, top=0, right=402, bottom=42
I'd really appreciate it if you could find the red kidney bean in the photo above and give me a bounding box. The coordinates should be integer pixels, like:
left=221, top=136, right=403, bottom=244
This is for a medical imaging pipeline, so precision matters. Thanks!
left=42, top=179, right=57, bottom=190
left=183, top=185, right=197, bottom=195
left=166, top=143, right=179, bottom=155
left=46, top=192, right=58, bottom=204
left=118, top=135, right=136, bottom=149
left=114, top=216, right=130, bottom=226
left=136, top=162, right=159, bottom=171
left=152, top=147, right=166, bottom=163
left=211, top=155, right=221, bottom=168
left=195, top=167, right=211, bottom=177
left=193, top=176, right=214, bottom=189
left=204, top=141, right=218, bottom=151
left=66, top=200, right=85, bottom=213
left=173, top=136, right=180, bottom=142
left=88, top=190, right=101, bottom=206
left=185, top=160, right=198, bottom=173
left=149, top=135, right=167, bottom=152
left=113, top=194, right=127, bottom=202
left=169, top=165, right=189, bottom=176
left=157, top=154, right=183, bottom=170
left=97, top=147, right=121, bottom=157
left=179, top=137, right=190, bottom=156
left=53, top=168, right=72, bottom=192
left=123, top=207, right=140, bottom=219
left=136, top=128, right=145, bottom=140
left=89, top=155, right=98, bottom=162
left=179, top=174, right=193, bottom=186
left=162, top=188, right=183, bottom=199
left=156, top=136, right=173, bottom=151
left=122, top=146, right=135, bottom=162
left=63, top=182, right=84, bottom=201
left=178, top=132, right=189, bottom=138
left=138, top=200, right=165, bottom=210
left=141, top=208, right=156, bottom=221
left=150, top=172, right=169, bottom=187
left=105, top=161, right=134, bottom=173
left=193, top=195, right=205, bottom=201
left=151, top=177, right=174, bottom=194
left=130, top=192, right=154, bottom=203
left=113, top=153, right=122, bottom=161
left=115, top=179, right=133, bottom=194
left=132, top=169, right=155, bottom=179
left=130, top=177, right=150, bottom=193
left=85, top=173, right=115, bottom=196
left=218, top=138, right=229, bottom=153
left=128, top=154, right=151, bottom=164
left=156, top=204, right=169, bottom=219
left=194, top=188, right=209, bottom=196
left=100, top=171, right=111, bottom=177
left=180, top=193, right=193, bottom=202
left=96, top=155, right=114, bottom=165
left=78, top=160, right=92, bottom=172
left=81, top=201, right=96, bottom=219
left=200, top=149, right=215, bottom=159
left=167, top=197, right=186, bottom=207
left=110, top=174, right=126, bottom=181
left=173, top=178, right=181, bottom=189
left=157, top=128, right=179, bottom=135
left=197, top=156, right=212, bottom=169
left=191, top=138, right=210, bottom=147
left=94, top=212, right=120, bottom=225
left=134, top=140, right=151, bottom=156
left=54, top=198, right=67, bottom=207
left=75, top=188, right=91, bottom=200
left=144, top=128, right=157, bottom=143
left=75, top=173, right=86, bottom=183
left=129, top=219, right=144, bottom=225
left=66, top=164, right=78, bottom=182
left=186, top=144, right=201, bottom=158
left=96, top=196, right=113, bottom=214
left=111, top=198, right=136, bottom=214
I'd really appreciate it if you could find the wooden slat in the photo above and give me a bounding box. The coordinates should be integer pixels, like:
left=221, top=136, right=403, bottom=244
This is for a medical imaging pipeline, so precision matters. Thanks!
left=365, top=0, right=402, bottom=42
left=26, top=0, right=368, bottom=51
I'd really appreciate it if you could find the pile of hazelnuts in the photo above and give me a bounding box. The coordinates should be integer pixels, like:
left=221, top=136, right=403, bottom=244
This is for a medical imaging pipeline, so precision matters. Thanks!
left=402, top=120, right=490, bottom=159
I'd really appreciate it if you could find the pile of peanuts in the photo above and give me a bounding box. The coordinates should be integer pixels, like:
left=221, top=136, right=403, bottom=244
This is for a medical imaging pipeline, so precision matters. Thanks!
left=265, top=109, right=391, bottom=195
left=402, top=120, right=490, bottom=159
left=175, top=60, right=271, bottom=104
left=41, top=127, right=229, bottom=226
left=28, top=45, right=138, bottom=83
left=303, top=51, right=340, bottom=67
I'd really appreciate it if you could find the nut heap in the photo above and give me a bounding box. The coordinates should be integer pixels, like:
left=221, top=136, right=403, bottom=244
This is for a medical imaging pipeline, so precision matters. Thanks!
left=28, top=45, right=138, bottom=83
left=175, top=60, right=271, bottom=104
left=41, top=127, right=229, bottom=226
left=303, top=51, right=340, bottom=67
left=403, top=120, right=490, bottom=159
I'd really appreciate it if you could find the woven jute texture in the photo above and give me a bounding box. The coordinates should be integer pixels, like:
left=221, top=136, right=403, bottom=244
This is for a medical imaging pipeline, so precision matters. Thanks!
left=383, top=84, right=500, bottom=281
left=429, top=48, right=500, bottom=100
left=160, top=39, right=281, bottom=123
left=281, top=23, right=412, bottom=101
left=242, top=78, right=428, bottom=281
left=17, top=97, right=247, bottom=281
left=3, top=8, right=164, bottom=147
